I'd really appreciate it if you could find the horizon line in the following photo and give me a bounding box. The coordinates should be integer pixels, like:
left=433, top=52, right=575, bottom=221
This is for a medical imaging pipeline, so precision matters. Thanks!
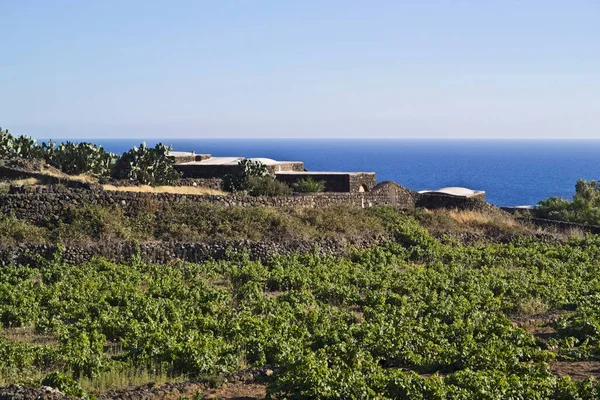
left=38, top=136, right=600, bottom=141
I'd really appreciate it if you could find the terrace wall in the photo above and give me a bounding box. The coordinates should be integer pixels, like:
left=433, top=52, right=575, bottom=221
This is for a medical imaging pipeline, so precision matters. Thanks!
left=0, top=237, right=384, bottom=267
left=0, top=183, right=491, bottom=224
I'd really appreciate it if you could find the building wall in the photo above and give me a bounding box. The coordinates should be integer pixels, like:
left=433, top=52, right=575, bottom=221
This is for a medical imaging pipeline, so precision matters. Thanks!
left=275, top=172, right=375, bottom=193
left=349, top=173, right=377, bottom=192
left=415, top=192, right=487, bottom=210
left=174, top=164, right=239, bottom=179
left=270, top=162, right=305, bottom=172
left=175, top=161, right=305, bottom=178
left=168, top=155, right=196, bottom=164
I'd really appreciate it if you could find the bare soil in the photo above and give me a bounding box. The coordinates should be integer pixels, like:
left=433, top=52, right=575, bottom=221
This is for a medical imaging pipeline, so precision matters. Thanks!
left=550, top=361, right=600, bottom=381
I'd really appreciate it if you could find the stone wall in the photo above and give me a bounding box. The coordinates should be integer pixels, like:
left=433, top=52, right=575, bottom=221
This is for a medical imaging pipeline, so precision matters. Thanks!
left=415, top=192, right=488, bottom=211
left=370, top=181, right=418, bottom=207
left=0, top=183, right=495, bottom=224
left=0, top=186, right=409, bottom=222
left=270, top=162, right=305, bottom=173
left=525, top=218, right=600, bottom=234
left=0, top=237, right=382, bottom=267
left=349, top=173, right=377, bottom=192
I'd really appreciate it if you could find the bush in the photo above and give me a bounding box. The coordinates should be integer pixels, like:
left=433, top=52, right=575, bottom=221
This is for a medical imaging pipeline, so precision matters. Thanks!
left=0, top=216, right=48, bottom=244
left=53, top=205, right=150, bottom=243
left=0, top=128, right=47, bottom=160
left=246, top=175, right=292, bottom=197
left=50, top=141, right=115, bottom=177
left=42, top=371, right=87, bottom=398
left=112, top=142, right=181, bottom=185
left=222, top=159, right=269, bottom=192
left=536, top=179, right=600, bottom=225
left=294, top=177, right=325, bottom=193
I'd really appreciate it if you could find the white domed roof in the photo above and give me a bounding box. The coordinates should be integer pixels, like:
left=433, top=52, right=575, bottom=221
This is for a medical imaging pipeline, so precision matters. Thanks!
left=418, top=187, right=484, bottom=197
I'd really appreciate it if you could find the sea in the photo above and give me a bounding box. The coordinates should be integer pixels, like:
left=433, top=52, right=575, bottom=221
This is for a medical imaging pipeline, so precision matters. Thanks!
left=48, top=139, right=600, bottom=207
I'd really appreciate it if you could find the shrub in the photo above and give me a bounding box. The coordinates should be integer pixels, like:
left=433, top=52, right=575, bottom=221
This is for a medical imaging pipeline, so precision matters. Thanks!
left=53, top=205, right=149, bottom=243
left=50, top=141, right=116, bottom=177
left=112, top=142, right=181, bottom=185
left=246, top=175, right=292, bottom=197
left=0, top=128, right=47, bottom=160
left=294, top=177, right=325, bottom=193
left=0, top=216, right=48, bottom=244
left=41, top=371, right=87, bottom=398
left=536, top=179, right=600, bottom=225
left=222, top=159, right=269, bottom=192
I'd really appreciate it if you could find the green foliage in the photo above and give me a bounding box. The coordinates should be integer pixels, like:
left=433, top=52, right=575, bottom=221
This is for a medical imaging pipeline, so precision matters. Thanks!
left=0, top=216, right=48, bottom=244
left=112, top=142, right=181, bottom=185
left=536, top=179, right=600, bottom=225
left=294, top=177, right=325, bottom=193
left=245, top=175, right=292, bottom=196
left=52, top=205, right=149, bottom=244
left=6, top=206, right=600, bottom=396
left=222, top=159, right=270, bottom=192
left=42, top=371, right=88, bottom=398
left=50, top=141, right=116, bottom=177
left=0, top=203, right=389, bottom=244
left=0, top=128, right=46, bottom=160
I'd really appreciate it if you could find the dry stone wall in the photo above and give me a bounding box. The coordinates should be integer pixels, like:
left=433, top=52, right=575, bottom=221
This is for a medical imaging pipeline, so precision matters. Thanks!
left=0, top=186, right=411, bottom=222
left=0, top=183, right=490, bottom=223
left=0, top=237, right=382, bottom=267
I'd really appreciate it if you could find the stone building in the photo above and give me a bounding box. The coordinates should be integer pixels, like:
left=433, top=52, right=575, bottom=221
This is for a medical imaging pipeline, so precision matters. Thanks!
left=169, top=151, right=376, bottom=193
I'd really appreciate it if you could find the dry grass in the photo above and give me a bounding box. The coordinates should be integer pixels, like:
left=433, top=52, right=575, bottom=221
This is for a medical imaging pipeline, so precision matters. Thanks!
left=516, top=297, right=549, bottom=317
left=79, top=365, right=185, bottom=394
left=0, top=326, right=56, bottom=345
left=102, top=184, right=226, bottom=196
left=0, top=177, right=43, bottom=193
left=445, top=209, right=521, bottom=229
left=36, top=167, right=97, bottom=183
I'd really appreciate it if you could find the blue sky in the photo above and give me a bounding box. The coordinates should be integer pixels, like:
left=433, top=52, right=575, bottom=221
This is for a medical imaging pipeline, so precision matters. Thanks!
left=1, top=1, right=599, bottom=139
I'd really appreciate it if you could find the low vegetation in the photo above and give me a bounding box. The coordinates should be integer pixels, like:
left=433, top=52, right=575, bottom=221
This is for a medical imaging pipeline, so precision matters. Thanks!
left=112, top=142, right=181, bottom=185
left=294, top=177, right=325, bottom=193
left=536, top=179, right=600, bottom=225
left=0, top=204, right=391, bottom=244
left=1, top=128, right=180, bottom=186
left=1, top=211, right=600, bottom=398
left=222, top=159, right=293, bottom=196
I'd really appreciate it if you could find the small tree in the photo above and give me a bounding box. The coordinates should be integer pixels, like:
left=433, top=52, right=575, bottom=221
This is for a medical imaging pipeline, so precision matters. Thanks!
left=112, top=142, right=181, bottom=185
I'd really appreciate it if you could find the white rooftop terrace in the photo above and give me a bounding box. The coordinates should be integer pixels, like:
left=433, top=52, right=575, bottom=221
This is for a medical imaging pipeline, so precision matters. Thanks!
left=177, top=156, right=244, bottom=166
left=418, top=187, right=485, bottom=198
left=176, top=156, right=302, bottom=166
left=275, top=171, right=375, bottom=175
left=168, top=151, right=196, bottom=157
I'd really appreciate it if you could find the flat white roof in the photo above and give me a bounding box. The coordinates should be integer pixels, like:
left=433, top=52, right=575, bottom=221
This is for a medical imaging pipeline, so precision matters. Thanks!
left=276, top=171, right=375, bottom=175
left=248, top=157, right=301, bottom=166
left=176, top=156, right=302, bottom=166
left=178, top=157, right=244, bottom=166
left=168, top=151, right=195, bottom=157
left=418, top=187, right=485, bottom=197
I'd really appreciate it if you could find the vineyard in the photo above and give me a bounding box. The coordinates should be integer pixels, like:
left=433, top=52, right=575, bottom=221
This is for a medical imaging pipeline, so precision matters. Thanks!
left=1, top=207, right=600, bottom=398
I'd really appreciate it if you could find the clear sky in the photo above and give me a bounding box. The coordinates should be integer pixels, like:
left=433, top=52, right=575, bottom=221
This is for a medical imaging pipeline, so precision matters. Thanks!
left=1, top=1, right=599, bottom=139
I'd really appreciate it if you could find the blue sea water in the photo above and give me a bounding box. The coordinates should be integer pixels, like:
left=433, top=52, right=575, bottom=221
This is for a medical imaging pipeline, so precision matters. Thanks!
left=51, top=139, right=600, bottom=207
